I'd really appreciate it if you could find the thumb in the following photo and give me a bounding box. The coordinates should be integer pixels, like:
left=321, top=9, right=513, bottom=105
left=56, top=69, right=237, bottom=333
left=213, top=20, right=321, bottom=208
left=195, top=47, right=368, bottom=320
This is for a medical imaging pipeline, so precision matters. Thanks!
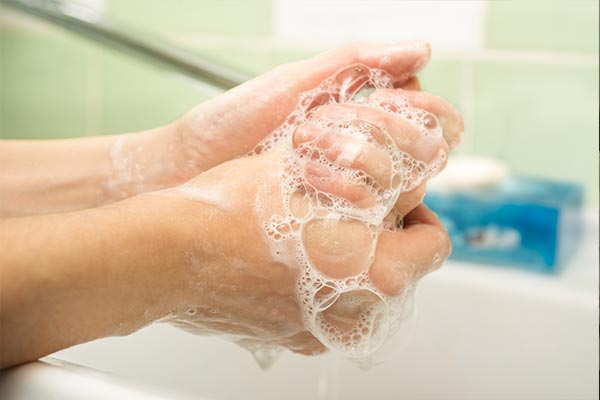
left=182, top=41, right=431, bottom=168
left=289, top=40, right=431, bottom=90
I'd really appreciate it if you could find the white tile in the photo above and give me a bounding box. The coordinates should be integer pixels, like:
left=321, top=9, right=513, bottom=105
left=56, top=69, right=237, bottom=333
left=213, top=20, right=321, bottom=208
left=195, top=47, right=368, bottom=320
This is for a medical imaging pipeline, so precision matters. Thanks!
left=274, top=0, right=487, bottom=51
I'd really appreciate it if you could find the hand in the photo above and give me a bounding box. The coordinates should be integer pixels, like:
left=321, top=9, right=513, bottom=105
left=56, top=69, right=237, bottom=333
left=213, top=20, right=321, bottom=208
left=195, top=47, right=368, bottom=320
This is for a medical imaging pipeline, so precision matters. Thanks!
left=157, top=82, right=462, bottom=359
left=0, top=43, right=463, bottom=369
left=104, top=41, right=435, bottom=200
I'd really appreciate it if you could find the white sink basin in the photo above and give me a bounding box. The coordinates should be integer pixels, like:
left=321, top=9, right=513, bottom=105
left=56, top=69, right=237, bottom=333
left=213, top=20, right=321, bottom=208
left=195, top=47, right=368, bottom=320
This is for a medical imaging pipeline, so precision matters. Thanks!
left=3, top=212, right=598, bottom=400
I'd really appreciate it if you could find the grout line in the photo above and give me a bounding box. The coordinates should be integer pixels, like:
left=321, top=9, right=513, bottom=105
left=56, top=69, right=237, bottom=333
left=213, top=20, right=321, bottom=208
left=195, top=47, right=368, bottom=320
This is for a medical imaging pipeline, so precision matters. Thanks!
left=166, top=32, right=599, bottom=67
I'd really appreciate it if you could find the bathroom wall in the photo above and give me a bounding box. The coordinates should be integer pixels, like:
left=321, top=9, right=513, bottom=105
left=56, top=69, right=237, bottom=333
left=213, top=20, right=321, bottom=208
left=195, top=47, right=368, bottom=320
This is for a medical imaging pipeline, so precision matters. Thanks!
left=0, top=0, right=598, bottom=205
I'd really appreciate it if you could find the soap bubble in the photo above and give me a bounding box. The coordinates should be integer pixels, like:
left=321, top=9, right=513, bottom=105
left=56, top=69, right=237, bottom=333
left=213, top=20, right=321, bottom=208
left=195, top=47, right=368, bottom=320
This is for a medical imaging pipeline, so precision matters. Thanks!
left=249, top=64, right=443, bottom=365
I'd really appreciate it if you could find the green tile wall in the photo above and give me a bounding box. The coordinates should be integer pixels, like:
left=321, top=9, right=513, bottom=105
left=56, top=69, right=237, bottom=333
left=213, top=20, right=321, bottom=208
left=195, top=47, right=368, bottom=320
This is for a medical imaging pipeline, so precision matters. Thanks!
left=486, top=0, right=599, bottom=53
left=263, top=48, right=322, bottom=70
left=98, top=47, right=209, bottom=134
left=471, top=60, right=599, bottom=205
left=190, top=46, right=267, bottom=77
left=0, top=23, right=210, bottom=138
left=106, top=0, right=272, bottom=37
left=0, top=27, right=4, bottom=135
left=0, top=29, right=89, bottom=138
left=419, top=59, right=463, bottom=114
left=1, top=1, right=598, bottom=205
left=483, top=0, right=599, bottom=205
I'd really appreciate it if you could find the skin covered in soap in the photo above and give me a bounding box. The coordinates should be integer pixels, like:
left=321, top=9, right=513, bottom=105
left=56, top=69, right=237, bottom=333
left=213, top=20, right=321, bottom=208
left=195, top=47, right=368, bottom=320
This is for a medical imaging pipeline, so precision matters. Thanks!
left=0, top=41, right=436, bottom=216
left=0, top=41, right=463, bottom=368
left=159, top=71, right=463, bottom=359
left=154, top=150, right=453, bottom=357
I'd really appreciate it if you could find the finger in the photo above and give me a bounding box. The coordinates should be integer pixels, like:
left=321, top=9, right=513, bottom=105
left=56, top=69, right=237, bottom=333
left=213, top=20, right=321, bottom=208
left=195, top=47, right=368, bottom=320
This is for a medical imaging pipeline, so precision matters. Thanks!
left=308, top=41, right=431, bottom=87
left=311, top=103, right=449, bottom=178
left=304, top=161, right=377, bottom=208
left=400, top=76, right=421, bottom=91
left=368, top=89, right=464, bottom=150
left=281, top=331, right=328, bottom=356
left=394, top=183, right=426, bottom=217
left=293, top=123, right=393, bottom=187
left=308, top=104, right=448, bottom=191
left=273, top=41, right=431, bottom=116
left=182, top=42, right=431, bottom=168
left=369, top=204, right=451, bottom=296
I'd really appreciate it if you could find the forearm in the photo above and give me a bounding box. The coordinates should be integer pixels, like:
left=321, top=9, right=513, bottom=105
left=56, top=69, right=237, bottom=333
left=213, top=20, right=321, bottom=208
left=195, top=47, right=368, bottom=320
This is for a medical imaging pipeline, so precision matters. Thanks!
left=0, top=122, right=183, bottom=217
left=0, top=136, right=114, bottom=216
left=0, top=194, right=192, bottom=368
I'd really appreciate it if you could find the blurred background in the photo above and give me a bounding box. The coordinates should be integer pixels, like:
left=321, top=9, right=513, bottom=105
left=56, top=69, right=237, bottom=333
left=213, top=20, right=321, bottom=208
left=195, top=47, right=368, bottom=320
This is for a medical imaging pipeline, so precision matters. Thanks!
left=0, top=1, right=598, bottom=400
left=1, top=0, right=598, bottom=205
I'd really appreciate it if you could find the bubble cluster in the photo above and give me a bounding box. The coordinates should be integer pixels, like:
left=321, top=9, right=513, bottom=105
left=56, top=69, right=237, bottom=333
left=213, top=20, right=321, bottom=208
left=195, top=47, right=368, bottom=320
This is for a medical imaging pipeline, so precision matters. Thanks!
left=250, top=64, right=443, bottom=363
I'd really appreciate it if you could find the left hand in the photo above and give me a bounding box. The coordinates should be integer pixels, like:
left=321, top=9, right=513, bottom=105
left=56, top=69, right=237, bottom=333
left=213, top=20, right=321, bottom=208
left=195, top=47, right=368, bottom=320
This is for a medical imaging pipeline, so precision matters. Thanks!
left=105, top=42, right=434, bottom=200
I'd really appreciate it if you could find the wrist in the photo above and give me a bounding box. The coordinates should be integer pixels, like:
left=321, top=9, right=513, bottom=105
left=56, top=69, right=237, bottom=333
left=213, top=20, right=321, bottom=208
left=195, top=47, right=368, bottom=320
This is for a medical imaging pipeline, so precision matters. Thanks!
left=101, top=122, right=188, bottom=204
left=109, top=193, right=201, bottom=323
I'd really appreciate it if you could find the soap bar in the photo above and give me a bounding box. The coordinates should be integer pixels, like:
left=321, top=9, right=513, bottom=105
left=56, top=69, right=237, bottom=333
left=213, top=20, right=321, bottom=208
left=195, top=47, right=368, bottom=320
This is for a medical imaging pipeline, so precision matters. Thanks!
left=424, top=176, right=583, bottom=273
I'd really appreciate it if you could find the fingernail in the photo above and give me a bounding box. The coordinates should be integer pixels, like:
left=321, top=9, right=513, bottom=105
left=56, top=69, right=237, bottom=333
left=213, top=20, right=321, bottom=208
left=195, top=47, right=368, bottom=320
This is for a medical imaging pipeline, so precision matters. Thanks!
left=306, top=162, right=331, bottom=178
left=293, top=125, right=317, bottom=144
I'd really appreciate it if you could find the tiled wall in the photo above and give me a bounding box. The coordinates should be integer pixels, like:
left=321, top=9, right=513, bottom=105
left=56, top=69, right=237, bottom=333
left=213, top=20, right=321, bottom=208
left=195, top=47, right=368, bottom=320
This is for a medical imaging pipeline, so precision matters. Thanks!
left=0, top=14, right=209, bottom=138
left=1, top=1, right=598, bottom=205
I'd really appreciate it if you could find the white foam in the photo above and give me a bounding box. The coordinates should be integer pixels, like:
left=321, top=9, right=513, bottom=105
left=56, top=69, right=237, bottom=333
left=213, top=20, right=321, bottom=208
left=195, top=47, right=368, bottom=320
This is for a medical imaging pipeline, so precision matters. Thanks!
left=159, top=63, right=447, bottom=368
left=249, top=64, right=445, bottom=363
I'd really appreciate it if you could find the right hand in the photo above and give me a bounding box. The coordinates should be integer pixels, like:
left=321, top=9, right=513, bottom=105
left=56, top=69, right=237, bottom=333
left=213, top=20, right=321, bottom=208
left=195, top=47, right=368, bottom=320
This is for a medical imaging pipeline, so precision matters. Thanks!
left=154, top=85, right=462, bottom=357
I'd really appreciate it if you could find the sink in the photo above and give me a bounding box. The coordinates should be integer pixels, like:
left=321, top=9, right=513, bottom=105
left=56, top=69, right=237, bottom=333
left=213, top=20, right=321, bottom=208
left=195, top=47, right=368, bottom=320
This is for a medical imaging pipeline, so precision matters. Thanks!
left=2, top=211, right=597, bottom=400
